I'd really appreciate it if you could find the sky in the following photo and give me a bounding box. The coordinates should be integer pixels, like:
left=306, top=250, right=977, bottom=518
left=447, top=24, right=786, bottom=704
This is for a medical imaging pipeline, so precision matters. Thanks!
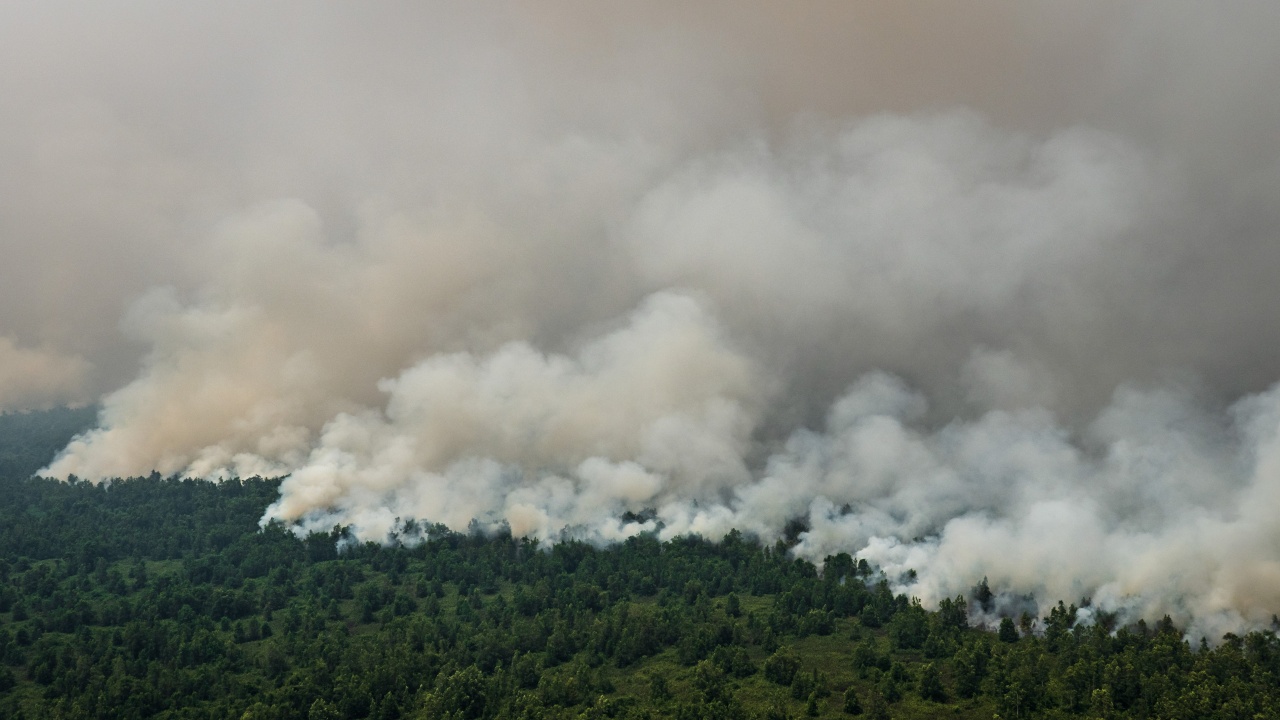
left=5, top=1, right=1280, bottom=637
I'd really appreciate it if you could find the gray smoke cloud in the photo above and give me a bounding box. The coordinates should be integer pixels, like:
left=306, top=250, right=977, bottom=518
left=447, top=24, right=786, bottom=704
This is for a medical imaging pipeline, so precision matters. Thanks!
left=0, top=337, right=89, bottom=411
left=11, top=2, right=1280, bottom=635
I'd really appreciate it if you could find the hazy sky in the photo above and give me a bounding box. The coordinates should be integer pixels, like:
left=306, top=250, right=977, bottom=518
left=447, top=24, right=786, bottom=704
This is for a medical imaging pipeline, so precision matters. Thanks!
left=4, top=2, right=1280, bottom=412
left=7, top=2, right=1280, bottom=635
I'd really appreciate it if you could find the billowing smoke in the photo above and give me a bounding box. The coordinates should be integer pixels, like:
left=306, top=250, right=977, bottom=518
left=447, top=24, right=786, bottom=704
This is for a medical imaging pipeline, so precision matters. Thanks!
left=11, top=2, right=1280, bottom=635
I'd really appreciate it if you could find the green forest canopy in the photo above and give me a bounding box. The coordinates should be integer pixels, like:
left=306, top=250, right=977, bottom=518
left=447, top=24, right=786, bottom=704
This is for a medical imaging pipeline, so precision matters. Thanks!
left=0, top=408, right=1277, bottom=719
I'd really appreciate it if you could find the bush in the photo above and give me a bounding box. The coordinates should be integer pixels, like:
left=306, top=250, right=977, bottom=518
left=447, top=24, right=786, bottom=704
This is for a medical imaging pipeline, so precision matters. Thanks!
left=763, top=646, right=801, bottom=686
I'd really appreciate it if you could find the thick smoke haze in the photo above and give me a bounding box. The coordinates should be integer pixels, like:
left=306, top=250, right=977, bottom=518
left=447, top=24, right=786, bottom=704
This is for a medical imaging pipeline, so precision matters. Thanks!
left=8, top=2, right=1280, bottom=636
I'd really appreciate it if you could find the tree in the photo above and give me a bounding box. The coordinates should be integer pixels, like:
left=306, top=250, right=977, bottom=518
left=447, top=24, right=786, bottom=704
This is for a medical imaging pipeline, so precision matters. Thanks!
left=972, top=577, right=994, bottom=612
left=764, top=646, right=802, bottom=686
left=999, top=617, right=1019, bottom=643
left=791, top=669, right=815, bottom=700
left=937, top=595, right=968, bottom=631
left=866, top=691, right=890, bottom=720
left=693, top=659, right=729, bottom=703
left=762, top=701, right=793, bottom=720
left=725, top=592, right=742, bottom=618
left=308, top=699, right=342, bottom=720
left=648, top=672, right=671, bottom=703
left=420, top=665, right=487, bottom=720
left=953, top=648, right=980, bottom=698
left=887, top=599, right=929, bottom=649
left=918, top=662, right=945, bottom=702
left=1018, top=611, right=1035, bottom=638
left=881, top=675, right=901, bottom=704
left=842, top=687, right=863, bottom=715
left=1089, top=687, right=1115, bottom=719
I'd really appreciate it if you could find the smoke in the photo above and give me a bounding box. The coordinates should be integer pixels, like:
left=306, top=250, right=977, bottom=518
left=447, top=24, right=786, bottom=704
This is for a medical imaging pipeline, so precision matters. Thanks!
left=781, top=375, right=1280, bottom=642
left=262, top=291, right=760, bottom=541
left=0, top=337, right=89, bottom=411
left=13, top=1, right=1280, bottom=634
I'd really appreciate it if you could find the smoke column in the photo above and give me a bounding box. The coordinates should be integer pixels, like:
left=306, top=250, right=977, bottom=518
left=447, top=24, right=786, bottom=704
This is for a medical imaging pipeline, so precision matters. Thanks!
left=6, top=1, right=1280, bottom=637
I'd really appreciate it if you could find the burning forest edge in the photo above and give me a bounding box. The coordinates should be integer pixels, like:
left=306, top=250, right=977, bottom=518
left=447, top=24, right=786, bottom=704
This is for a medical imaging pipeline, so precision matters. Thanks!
left=2, top=409, right=1280, bottom=718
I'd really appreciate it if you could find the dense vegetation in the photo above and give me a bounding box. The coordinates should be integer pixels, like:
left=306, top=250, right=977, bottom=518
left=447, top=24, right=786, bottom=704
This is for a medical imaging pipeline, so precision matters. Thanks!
left=1, top=409, right=1279, bottom=719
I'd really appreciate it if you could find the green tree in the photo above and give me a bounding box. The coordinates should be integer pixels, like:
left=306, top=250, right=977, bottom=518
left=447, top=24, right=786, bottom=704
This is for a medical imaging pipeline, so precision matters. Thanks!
left=999, top=617, right=1019, bottom=643
left=866, top=691, right=890, bottom=720
left=887, top=599, right=929, bottom=649
left=308, top=699, right=341, bottom=720
left=693, top=659, right=729, bottom=703
left=420, top=665, right=487, bottom=719
left=764, top=646, right=802, bottom=686
left=972, top=577, right=993, bottom=612
left=918, top=662, right=945, bottom=702
left=805, top=690, right=820, bottom=716
left=953, top=647, right=980, bottom=698
left=648, top=672, right=671, bottom=703
left=842, top=687, right=863, bottom=715
left=725, top=592, right=742, bottom=618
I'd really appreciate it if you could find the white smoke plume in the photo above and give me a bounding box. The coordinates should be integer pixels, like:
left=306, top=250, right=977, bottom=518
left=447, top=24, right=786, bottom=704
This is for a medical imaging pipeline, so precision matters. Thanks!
left=780, top=374, right=1280, bottom=642
left=11, top=1, right=1280, bottom=635
left=263, top=291, right=761, bottom=540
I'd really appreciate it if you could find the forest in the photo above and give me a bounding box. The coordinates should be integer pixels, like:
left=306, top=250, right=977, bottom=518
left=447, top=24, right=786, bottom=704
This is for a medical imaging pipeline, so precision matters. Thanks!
left=1, top=408, right=1278, bottom=720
